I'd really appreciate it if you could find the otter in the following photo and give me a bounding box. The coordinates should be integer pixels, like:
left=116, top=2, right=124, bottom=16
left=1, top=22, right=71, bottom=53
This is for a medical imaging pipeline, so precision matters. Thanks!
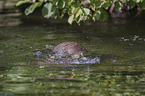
left=33, top=42, right=118, bottom=65
left=53, top=42, right=87, bottom=59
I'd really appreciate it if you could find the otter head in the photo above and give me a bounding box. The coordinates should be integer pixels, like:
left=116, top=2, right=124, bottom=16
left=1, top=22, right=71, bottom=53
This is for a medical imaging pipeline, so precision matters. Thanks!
left=53, top=42, right=87, bottom=59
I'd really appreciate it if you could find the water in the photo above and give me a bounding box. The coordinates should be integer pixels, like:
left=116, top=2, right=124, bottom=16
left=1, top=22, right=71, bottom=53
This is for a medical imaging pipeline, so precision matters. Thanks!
left=0, top=1, right=145, bottom=95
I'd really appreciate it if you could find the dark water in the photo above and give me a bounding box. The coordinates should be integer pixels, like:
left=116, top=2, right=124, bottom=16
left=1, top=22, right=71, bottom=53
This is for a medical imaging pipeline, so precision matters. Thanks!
left=0, top=2, right=145, bottom=95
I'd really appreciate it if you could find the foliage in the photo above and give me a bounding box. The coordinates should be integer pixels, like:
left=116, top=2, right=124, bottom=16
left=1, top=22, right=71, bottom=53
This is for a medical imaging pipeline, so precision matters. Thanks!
left=16, top=0, right=145, bottom=25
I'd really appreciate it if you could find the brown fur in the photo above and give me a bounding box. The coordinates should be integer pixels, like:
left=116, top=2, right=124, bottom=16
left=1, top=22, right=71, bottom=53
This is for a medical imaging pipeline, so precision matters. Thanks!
left=53, top=42, right=87, bottom=58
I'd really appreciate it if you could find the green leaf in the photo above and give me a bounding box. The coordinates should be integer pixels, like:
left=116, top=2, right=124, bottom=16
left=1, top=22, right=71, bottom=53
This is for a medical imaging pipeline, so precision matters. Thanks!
left=25, top=2, right=42, bottom=15
left=76, top=9, right=82, bottom=18
left=134, top=0, right=141, bottom=3
left=76, top=15, right=81, bottom=24
left=86, top=0, right=91, bottom=3
left=102, top=2, right=111, bottom=9
left=58, top=0, right=65, bottom=9
left=128, top=0, right=136, bottom=9
left=118, top=0, right=124, bottom=4
left=42, top=3, right=59, bottom=19
left=94, top=1, right=103, bottom=8
left=100, top=9, right=108, bottom=21
left=70, top=7, right=75, bottom=14
left=16, top=0, right=31, bottom=7
left=93, top=9, right=101, bottom=21
left=138, top=0, right=145, bottom=9
left=93, top=8, right=108, bottom=21
left=72, top=7, right=79, bottom=14
left=90, top=4, right=96, bottom=11
left=83, top=8, right=90, bottom=15
left=114, top=1, right=122, bottom=10
left=68, top=15, right=74, bottom=24
left=60, top=9, right=67, bottom=18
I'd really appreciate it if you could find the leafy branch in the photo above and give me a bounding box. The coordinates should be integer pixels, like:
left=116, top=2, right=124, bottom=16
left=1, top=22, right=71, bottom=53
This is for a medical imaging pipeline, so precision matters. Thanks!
left=16, top=0, right=145, bottom=25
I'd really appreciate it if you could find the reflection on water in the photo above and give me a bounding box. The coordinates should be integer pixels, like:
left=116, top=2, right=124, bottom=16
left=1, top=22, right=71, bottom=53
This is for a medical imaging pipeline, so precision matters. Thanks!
left=1, top=62, right=145, bottom=96
left=0, top=1, right=145, bottom=95
left=0, top=0, right=22, bottom=26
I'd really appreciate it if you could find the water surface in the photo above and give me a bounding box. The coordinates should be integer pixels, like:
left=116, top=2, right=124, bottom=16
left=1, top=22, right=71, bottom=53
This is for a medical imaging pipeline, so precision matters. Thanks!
left=0, top=4, right=145, bottom=95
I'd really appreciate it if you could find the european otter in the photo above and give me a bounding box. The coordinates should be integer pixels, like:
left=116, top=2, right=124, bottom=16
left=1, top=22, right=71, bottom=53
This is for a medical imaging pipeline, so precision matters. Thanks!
left=33, top=42, right=118, bottom=65
left=53, top=42, right=87, bottom=59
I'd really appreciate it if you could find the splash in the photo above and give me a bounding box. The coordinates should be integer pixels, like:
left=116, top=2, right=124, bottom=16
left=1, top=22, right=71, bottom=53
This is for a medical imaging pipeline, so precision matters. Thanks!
left=32, top=45, right=118, bottom=65
left=33, top=50, right=102, bottom=64
left=120, top=35, right=145, bottom=42
left=71, top=56, right=101, bottom=64
left=33, top=50, right=118, bottom=65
